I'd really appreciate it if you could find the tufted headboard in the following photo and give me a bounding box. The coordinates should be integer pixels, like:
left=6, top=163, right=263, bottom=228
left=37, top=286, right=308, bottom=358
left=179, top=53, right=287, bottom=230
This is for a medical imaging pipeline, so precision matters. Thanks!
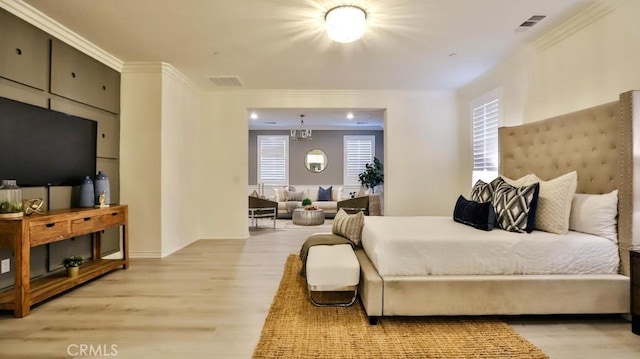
left=499, top=92, right=632, bottom=276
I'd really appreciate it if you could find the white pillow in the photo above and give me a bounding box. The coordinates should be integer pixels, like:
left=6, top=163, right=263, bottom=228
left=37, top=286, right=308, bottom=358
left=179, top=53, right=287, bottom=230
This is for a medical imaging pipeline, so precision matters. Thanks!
left=502, top=174, right=535, bottom=187
left=569, top=190, right=618, bottom=242
left=526, top=171, right=577, bottom=234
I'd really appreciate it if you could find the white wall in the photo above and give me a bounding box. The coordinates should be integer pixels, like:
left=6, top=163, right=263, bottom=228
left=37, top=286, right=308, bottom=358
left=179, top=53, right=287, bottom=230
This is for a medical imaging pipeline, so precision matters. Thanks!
left=120, top=67, right=162, bottom=257
left=196, top=90, right=464, bottom=240
left=121, top=63, right=202, bottom=257
left=458, top=0, right=640, bottom=126
left=457, top=0, right=640, bottom=248
left=160, top=66, right=201, bottom=255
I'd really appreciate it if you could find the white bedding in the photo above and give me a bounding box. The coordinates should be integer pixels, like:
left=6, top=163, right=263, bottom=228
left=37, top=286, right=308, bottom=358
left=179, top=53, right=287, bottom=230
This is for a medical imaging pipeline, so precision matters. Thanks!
left=361, top=216, right=620, bottom=276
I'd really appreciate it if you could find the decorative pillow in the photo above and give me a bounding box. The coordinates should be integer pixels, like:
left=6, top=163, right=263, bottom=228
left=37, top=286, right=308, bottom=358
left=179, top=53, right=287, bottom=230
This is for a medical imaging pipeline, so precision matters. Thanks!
left=333, top=209, right=365, bottom=246
left=471, top=180, right=492, bottom=203
left=285, top=191, right=304, bottom=201
left=569, top=190, right=618, bottom=242
left=527, top=171, right=577, bottom=234
left=453, top=195, right=495, bottom=231
left=318, top=186, right=333, bottom=201
left=470, top=177, right=502, bottom=203
left=492, top=178, right=540, bottom=233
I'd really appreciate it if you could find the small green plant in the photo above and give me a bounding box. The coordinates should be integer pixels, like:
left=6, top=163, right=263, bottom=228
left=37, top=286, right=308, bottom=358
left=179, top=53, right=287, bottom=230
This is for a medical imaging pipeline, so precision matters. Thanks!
left=62, top=255, right=84, bottom=268
left=302, top=198, right=312, bottom=206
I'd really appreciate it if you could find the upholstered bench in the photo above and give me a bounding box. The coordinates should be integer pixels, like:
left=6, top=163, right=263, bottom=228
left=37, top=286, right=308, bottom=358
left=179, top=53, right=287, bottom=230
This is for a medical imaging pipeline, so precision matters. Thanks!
left=306, top=244, right=360, bottom=306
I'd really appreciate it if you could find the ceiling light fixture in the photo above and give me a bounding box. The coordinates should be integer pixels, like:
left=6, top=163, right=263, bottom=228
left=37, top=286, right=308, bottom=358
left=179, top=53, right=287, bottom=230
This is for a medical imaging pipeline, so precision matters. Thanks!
left=250, top=112, right=258, bottom=120
left=325, top=5, right=367, bottom=44
left=346, top=112, right=354, bottom=119
left=291, top=114, right=312, bottom=141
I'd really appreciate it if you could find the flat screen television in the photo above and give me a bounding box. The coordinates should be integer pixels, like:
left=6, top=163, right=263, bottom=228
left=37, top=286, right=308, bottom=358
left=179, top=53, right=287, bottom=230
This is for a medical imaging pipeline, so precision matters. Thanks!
left=0, top=96, right=97, bottom=187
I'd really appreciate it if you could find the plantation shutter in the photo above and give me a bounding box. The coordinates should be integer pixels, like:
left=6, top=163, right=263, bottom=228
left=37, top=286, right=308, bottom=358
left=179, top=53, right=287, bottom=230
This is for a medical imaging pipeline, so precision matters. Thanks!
left=258, top=135, right=288, bottom=185
left=343, top=135, right=375, bottom=185
left=472, top=97, right=499, bottom=172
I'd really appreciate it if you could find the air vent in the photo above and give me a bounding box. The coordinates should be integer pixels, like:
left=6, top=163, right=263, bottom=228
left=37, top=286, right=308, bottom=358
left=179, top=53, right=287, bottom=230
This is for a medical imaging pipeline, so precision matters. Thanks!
left=265, top=121, right=277, bottom=125
left=208, top=76, right=243, bottom=87
left=516, top=15, right=546, bottom=32
left=356, top=121, right=368, bottom=125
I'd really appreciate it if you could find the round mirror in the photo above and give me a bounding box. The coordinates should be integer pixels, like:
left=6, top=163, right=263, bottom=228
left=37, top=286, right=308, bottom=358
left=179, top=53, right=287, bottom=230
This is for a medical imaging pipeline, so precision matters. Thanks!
left=305, top=149, right=327, bottom=173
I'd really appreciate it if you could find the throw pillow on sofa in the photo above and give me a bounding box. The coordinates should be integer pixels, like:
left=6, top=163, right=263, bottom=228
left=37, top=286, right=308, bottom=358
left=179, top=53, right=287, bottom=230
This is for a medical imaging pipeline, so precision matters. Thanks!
left=318, top=186, right=333, bottom=201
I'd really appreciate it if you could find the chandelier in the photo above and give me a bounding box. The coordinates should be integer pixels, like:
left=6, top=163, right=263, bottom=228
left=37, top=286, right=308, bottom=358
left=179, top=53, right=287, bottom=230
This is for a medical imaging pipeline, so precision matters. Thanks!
left=291, top=114, right=312, bottom=141
left=325, top=5, right=367, bottom=44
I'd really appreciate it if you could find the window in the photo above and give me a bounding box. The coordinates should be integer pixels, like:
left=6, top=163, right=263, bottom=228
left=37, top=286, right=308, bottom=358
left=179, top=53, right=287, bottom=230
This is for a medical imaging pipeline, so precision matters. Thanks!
left=257, top=135, right=289, bottom=185
left=343, top=135, right=375, bottom=186
left=471, top=89, right=501, bottom=185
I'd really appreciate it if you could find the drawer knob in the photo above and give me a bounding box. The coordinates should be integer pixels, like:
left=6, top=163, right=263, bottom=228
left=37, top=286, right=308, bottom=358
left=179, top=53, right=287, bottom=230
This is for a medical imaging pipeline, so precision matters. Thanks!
left=45, top=223, right=55, bottom=228
left=111, top=212, right=118, bottom=216
left=83, top=217, right=91, bottom=222
left=15, top=48, right=22, bottom=55
left=71, top=72, right=76, bottom=78
left=102, top=85, right=107, bottom=91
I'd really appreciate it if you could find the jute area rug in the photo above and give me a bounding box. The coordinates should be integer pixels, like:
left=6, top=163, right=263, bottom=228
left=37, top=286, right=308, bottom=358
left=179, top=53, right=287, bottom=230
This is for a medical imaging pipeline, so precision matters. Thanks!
left=253, top=254, right=548, bottom=359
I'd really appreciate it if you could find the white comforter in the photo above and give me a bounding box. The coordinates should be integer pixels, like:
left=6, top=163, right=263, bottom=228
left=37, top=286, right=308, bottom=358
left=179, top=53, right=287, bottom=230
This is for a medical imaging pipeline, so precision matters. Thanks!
left=361, top=216, right=620, bottom=276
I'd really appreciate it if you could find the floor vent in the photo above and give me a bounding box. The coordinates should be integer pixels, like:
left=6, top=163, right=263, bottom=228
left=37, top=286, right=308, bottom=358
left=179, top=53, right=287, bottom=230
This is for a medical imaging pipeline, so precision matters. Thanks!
left=208, top=76, right=243, bottom=87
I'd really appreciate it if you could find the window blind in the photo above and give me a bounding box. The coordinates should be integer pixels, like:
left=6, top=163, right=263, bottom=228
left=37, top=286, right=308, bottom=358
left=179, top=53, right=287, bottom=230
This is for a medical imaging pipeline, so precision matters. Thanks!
left=257, top=135, right=288, bottom=185
left=472, top=98, right=499, bottom=172
left=343, top=135, right=375, bottom=185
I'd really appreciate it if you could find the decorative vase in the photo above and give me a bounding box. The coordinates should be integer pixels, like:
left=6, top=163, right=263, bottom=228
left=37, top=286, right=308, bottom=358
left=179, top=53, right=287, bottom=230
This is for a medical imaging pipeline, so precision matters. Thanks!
left=78, top=176, right=95, bottom=208
left=67, top=266, right=79, bottom=278
left=0, top=180, right=23, bottom=219
left=94, top=171, right=110, bottom=206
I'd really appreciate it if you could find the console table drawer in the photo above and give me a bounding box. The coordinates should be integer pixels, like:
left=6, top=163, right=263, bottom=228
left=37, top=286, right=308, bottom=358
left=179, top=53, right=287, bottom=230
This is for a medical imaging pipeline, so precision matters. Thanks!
left=71, top=215, right=103, bottom=234
left=101, top=208, right=126, bottom=227
left=30, top=221, right=70, bottom=245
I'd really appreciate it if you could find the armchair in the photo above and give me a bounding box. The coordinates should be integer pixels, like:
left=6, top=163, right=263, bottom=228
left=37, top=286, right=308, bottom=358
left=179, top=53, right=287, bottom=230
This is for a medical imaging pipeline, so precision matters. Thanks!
left=248, top=196, right=278, bottom=228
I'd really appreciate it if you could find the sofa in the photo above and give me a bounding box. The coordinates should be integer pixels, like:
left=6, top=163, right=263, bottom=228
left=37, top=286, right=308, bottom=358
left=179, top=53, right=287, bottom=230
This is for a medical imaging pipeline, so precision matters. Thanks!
left=249, top=185, right=380, bottom=218
left=249, top=185, right=353, bottom=218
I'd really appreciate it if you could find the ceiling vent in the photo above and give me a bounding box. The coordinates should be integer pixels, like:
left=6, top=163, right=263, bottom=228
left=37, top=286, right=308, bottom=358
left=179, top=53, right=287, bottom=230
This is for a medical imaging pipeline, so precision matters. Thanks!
left=208, top=75, right=243, bottom=87
left=516, top=15, right=546, bottom=32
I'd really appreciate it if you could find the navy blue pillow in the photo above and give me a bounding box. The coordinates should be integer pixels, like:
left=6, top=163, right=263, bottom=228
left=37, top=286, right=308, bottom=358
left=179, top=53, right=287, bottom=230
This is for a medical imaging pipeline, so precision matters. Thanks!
left=453, top=195, right=495, bottom=231
left=317, top=186, right=333, bottom=201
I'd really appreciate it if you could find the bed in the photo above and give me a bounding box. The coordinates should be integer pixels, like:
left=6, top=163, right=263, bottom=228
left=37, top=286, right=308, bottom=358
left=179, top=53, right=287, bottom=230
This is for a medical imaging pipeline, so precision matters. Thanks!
left=356, top=90, right=637, bottom=322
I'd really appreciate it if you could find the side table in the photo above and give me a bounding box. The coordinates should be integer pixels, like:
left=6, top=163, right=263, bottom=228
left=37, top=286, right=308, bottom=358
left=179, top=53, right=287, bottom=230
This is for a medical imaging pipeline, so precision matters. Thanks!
left=632, top=250, right=639, bottom=335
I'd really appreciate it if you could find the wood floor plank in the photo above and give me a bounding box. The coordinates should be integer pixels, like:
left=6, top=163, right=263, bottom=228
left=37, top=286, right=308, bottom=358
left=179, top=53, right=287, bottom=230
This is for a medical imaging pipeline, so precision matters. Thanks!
left=0, top=220, right=638, bottom=358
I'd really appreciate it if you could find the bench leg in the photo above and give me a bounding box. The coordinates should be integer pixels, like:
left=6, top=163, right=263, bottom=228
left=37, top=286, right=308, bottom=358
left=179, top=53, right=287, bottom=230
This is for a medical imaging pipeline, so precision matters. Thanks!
left=308, top=288, right=358, bottom=307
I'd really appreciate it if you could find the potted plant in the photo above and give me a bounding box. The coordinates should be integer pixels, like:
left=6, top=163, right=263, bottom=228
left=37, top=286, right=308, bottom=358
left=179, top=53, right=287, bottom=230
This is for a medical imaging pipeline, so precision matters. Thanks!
left=358, top=157, right=384, bottom=193
left=62, top=255, right=84, bottom=278
left=302, top=198, right=312, bottom=207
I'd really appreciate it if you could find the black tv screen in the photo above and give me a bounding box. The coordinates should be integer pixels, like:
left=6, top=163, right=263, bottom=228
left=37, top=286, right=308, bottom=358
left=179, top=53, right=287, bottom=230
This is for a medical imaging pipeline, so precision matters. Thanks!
left=0, top=96, right=97, bottom=186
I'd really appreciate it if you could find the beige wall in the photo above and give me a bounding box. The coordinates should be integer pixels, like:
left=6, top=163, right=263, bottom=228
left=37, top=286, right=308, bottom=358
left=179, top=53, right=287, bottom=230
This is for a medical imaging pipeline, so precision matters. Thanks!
left=196, top=90, right=464, bottom=239
left=121, top=63, right=201, bottom=257
left=457, top=0, right=640, bottom=186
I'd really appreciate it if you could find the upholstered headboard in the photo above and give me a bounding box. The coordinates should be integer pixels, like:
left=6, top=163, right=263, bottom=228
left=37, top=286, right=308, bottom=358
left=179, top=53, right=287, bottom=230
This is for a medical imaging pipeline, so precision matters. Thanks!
left=499, top=92, right=632, bottom=276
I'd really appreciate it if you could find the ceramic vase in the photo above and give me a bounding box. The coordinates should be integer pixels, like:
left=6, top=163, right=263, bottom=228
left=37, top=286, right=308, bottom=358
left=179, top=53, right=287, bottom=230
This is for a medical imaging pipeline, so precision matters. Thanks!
left=78, top=176, right=95, bottom=208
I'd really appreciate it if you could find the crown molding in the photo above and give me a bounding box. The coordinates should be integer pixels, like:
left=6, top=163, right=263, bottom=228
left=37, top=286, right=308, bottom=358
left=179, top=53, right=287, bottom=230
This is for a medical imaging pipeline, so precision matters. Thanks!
left=205, top=89, right=455, bottom=97
left=0, top=0, right=123, bottom=71
left=534, top=2, right=615, bottom=53
left=122, top=62, right=201, bottom=92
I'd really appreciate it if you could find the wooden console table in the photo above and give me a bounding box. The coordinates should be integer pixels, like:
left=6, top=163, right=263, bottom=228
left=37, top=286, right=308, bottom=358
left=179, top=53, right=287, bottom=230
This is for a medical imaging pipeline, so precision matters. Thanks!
left=0, top=205, right=128, bottom=317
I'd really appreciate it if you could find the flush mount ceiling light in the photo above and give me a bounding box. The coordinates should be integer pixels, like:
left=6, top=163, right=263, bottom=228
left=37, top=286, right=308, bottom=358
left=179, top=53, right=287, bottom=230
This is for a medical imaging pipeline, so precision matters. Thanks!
left=325, top=5, right=367, bottom=43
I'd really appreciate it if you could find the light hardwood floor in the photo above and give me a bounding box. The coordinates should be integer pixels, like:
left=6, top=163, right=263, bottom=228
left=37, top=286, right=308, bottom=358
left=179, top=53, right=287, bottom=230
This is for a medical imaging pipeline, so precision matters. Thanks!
left=0, top=221, right=639, bottom=358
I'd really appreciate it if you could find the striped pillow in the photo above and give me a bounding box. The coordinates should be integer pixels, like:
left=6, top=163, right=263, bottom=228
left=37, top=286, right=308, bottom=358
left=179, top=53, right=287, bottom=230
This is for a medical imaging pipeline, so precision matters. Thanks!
left=332, top=209, right=365, bottom=246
